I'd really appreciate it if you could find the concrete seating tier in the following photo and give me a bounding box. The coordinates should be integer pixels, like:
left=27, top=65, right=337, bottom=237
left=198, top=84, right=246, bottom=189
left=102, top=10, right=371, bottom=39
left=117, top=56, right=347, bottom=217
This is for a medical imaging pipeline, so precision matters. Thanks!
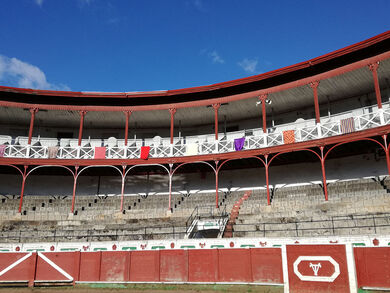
left=0, top=191, right=240, bottom=243
left=0, top=178, right=388, bottom=242
left=233, top=178, right=390, bottom=237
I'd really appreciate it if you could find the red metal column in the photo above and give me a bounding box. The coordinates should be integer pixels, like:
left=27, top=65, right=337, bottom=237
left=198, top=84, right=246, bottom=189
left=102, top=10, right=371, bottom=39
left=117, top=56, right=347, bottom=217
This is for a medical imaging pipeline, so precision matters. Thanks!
left=168, top=164, right=173, bottom=211
left=120, top=165, right=126, bottom=211
left=265, top=155, right=270, bottom=205
left=383, top=135, right=390, bottom=176
left=215, top=160, right=219, bottom=208
left=169, top=108, right=177, bottom=144
left=212, top=104, right=221, bottom=140
left=78, top=111, right=87, bottom=146
left=71, top=166, right=79, bottom=213
left=259, top=94, right=268, bottom=133
left=123, top=111, right=132, bottom=146
left=310, top=81, right=321, bottom=124
left=320, top=146, right=329, bottom=201
left=368, top=62, right=382, bottom=108
left=18, top=165, right=28, bottom=213
left=27, top=108, right=38, bottom=145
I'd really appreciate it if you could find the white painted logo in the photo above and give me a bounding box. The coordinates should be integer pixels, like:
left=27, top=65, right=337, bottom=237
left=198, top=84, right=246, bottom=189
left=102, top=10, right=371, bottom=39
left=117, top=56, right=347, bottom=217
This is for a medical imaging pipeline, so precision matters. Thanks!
left=293, top=256, right=340, bottom=282
left=309, top=263, right=321, bottom=276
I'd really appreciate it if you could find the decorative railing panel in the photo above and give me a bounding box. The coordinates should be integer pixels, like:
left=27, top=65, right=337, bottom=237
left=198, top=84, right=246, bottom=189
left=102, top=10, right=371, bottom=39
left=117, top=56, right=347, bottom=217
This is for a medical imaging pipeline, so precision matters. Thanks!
left=0, top=104, right=388, bottom=160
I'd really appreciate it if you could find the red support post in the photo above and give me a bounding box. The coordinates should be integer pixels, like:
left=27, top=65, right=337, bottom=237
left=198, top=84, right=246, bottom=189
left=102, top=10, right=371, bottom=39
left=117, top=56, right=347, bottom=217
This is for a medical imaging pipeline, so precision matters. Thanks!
left=265, top=155, right=270, bottom=205
left=385, top=149, right=390, bottom=177
left=168, top=164, right=173, bottom=211
left=123, top=111, right=132, bottom=146
left=320, top=146, right=329, bottom=201
left=212, top=103, right=221, bottom=140
left=169, top=108, right=177, bottom=144
left=120, top=165, right=126, bottom=211
left=215, top=171, right=219, bottom=208
left=71, top=166, right=79, bottom=213
left=368, top=62, right=382, bottom=109
left=215, top=160, right=219, bottom=208
left=27, top=108, right=38, bottom=145
left=383, top=135, right=390, bottom=176
left=18, top=165, right=28, bottom=213
left=310, top=81, right=321, bottom=124
left=259, top=94, right=268, bottom=133
left=78, top=111, right=87, bottom=146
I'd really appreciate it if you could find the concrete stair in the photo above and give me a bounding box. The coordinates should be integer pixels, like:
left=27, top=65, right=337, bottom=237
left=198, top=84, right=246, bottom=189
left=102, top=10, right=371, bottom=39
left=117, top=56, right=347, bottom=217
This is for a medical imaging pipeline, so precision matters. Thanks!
left=223, top=190, right=252, bottom=238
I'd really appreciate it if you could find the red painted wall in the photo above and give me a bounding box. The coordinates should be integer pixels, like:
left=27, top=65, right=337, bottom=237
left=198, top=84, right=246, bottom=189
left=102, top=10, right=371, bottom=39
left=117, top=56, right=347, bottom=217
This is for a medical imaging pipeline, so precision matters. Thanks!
left=100, top=251, right=129, bottom=282
left=35, top=252, right=79, bottom=282
left=160, top=250, right=188, bottom=282
left=0, top=253, right=36, bottom=285
left=218, top=249, right=252, bottom=282
left=0, top=248, right=282, bottom=286
left=188, top=249, right=219, bottom=282
left=79, top=252, right=101, bottom=281
left=251, top=248, right=283, bottom=283
left=354, top=247, right=390, bottom=289
left=129, top=251, right=160, bottom=282
left=286, top=245, right=350, bottom=293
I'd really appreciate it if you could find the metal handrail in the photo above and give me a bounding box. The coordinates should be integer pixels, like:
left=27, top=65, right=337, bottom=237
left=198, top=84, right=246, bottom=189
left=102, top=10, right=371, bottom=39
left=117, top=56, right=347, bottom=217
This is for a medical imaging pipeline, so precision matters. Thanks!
left=230, top=213, right=390, bottom=237
left=1, top=103, right=389, bottom=160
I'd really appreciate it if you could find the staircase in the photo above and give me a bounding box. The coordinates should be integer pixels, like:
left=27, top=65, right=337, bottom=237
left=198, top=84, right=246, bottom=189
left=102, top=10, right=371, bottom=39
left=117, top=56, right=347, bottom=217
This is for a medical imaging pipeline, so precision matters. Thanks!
left=223, top=190, right=252, bottom=238
left=184, top=205, right=228, bottom=239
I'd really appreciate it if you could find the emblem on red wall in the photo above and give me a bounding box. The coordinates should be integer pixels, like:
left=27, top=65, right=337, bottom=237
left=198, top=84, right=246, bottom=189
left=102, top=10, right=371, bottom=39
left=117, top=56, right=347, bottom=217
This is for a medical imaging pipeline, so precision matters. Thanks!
left=293, top=256, right=340, bottom=282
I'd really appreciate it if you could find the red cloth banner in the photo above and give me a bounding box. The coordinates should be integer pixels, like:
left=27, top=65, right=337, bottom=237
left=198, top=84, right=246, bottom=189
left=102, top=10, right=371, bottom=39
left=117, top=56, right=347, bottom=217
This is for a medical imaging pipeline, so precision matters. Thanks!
left=94, top=147, right=106, bottom=159
left=283, top=130, right=295, bottom=144
left=141, top=146, right=150, bottom=160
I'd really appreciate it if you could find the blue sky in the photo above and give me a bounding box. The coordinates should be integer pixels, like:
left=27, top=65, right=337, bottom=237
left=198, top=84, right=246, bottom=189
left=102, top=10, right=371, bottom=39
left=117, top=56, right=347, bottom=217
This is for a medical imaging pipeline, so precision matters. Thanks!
left=0, top=0, right=389, bottom=92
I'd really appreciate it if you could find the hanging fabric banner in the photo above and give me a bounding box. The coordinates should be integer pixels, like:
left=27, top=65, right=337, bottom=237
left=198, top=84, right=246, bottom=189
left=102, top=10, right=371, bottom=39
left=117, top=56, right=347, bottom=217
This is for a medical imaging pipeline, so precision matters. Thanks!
left=283, top=130, right=295, bottom=144
left=0, top=145, right=5, bottom=157
left=140, top=146, right=150, bottom=160
left=340, top=117, right=355, bottom=134
left=48, top=146, right=59, bottom=159
left=234, top=137, right=245, bottom=151
left=94, top=147, right=106, bottom=159
left=186, top=143, right=198, bottom=156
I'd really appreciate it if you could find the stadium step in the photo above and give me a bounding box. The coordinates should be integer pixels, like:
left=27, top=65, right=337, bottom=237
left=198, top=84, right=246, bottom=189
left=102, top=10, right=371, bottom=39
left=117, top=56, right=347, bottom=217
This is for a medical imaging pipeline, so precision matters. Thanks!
left=223, top=190, right=252, bottom=238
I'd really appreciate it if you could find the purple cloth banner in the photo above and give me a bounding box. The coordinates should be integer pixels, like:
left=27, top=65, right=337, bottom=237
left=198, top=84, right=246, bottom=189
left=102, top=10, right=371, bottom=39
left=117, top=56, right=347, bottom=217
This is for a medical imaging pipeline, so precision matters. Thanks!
left=234, top=137, right=245, bottom=151
left=0, top=145, right=5, bottom=157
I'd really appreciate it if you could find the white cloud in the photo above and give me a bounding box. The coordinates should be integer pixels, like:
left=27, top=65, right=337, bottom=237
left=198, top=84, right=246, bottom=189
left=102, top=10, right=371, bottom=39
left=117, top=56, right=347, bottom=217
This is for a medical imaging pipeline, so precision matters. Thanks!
left=0, top=55, right=70, bottom=91
left=208, top=50, right=225, bottom=64
left=34, top=0, right=43, bottom=6
left=238, top=58, right=259, bottom=74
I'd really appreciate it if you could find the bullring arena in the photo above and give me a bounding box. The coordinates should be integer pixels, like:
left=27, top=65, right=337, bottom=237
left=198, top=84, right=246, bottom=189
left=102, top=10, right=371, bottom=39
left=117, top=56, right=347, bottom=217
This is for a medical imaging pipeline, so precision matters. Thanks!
left=0, top=31, right=389, bottom=293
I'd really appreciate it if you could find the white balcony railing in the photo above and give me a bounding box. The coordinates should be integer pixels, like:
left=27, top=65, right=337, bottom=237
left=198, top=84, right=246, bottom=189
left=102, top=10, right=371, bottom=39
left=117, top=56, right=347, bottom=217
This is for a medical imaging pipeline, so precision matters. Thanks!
left=1, top=103, right=389, bottom=160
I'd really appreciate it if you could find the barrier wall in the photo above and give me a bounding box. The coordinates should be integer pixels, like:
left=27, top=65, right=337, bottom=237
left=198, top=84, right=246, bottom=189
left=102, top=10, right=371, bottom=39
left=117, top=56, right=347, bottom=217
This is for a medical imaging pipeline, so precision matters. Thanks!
left=354, top=247, right=390, bottom=289
left=0, top=244, right=389, bottom=293
left=0, top=248, right=283, bottom=285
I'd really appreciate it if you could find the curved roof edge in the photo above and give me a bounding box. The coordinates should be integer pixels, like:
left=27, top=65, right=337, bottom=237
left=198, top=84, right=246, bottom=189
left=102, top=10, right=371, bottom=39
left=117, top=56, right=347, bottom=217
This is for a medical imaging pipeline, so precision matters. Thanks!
left=0, top=30, right=389, bottom=99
